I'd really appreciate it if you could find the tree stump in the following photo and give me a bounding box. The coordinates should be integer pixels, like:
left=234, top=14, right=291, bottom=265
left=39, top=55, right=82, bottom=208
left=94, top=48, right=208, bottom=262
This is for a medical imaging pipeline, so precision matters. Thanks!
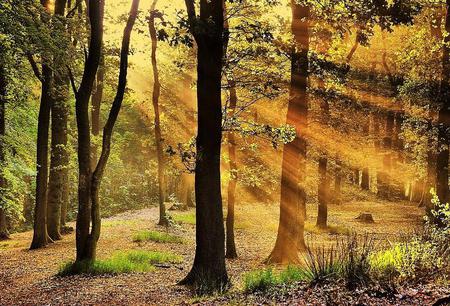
left=355, top=213, right=374, bottom=223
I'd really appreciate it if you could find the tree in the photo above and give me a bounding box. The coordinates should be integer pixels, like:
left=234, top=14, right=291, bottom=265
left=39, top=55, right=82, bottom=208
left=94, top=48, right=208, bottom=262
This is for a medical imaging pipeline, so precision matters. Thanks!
left=179, top=0, right=228, bottom=290
left=30, top=0, right=53, bottom=250
left=0, top=50, right=9, bottom=240
left=148, top=0, right=169, bottom=226
left=71, top=0, right=140, bottom=262
left=47, top=0, right=70, bottom=241
left=436, top=0, right=450, bottom=204
left=267, top=1, right=309, bottom=264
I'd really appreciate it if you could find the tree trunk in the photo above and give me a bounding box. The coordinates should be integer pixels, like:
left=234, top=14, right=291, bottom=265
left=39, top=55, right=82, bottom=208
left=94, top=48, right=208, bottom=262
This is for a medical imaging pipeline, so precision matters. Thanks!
left=30, top=0, right=54, bottom=250
left=0, top=60, right=9, bottom=240
left=47, top=0, right=69, bottom=241
left=334, top=157, right=342, bottom=204
left=149, top=0, right=168, bottom=226
left=436, top=0, right=450, bottom=204
left=74, top=0, right=105, bottom=262
left=225, top=80, right=238, bottom=259
left=179, top=0, right=228, bottom=290
left=267, top=2, right=309, bottom=264
left=317, top=158, right=328, bottom=228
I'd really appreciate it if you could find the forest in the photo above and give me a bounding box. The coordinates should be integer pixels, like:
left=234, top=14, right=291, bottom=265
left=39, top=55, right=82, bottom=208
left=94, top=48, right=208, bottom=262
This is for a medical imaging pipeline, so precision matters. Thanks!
left=0, top=0, right=450, bottom=305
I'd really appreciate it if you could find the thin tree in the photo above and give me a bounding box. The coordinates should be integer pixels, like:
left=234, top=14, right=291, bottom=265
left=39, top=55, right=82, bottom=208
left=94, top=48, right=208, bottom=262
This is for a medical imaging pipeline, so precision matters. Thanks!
left=30, top=0, right=53, bottom=250
left=436, top=0, right=450, bottom=205
left=0, top=54, right=9, bottom=240
left=148, top=0, right=169, bottom=226
left=267, top=1, right=309, bottom=264
left=179, top=0, right=228, bottom=290
left=71, top=0, right=140, bottom=262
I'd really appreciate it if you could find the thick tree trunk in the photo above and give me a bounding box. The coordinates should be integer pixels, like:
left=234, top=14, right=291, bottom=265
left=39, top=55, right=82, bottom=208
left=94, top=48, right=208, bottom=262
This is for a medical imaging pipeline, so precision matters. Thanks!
left=317, top=158, right=328, bottom=228
left=267, top=2, right=309, bottom=264
left=149, top=0, right=168, bottom=226
left=436, top=0, right=450, bottom=204
left=179, top=0, right=228, bottom=289
left=47, top=0, right=69, bottom=241
left=0, top=61, right=9, bottom=240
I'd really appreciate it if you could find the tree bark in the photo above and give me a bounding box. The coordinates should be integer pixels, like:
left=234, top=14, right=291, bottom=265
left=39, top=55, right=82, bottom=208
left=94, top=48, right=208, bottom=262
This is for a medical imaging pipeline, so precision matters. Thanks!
left=47, top=0, right=69, bottom=241
left=149, top=0, right=168, bottom=226
left=91, top=50, right=104, bottom=165
left=179, top=0, right=228, bottom=290
left=436, top=0, right=450, bottom=204
left=74, top=0, right=105, bottom=262
left=267, top=2, right=309, bottom=264
left=225, top=80, right=238, bottom=259
left=317, top=158, right=328, bottom=228
left=0, top=59, right=9, bottom=240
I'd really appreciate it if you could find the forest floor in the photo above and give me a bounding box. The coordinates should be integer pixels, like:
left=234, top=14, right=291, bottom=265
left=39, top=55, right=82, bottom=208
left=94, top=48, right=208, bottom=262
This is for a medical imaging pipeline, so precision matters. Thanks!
left=0, top=199, right=449, bottom=305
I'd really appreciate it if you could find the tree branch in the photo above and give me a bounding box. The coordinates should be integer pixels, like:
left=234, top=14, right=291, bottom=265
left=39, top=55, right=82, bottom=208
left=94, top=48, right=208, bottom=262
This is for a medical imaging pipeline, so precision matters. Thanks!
left=26, top=54, right=42, bottom=82
left=66, top=65, right=78, bottom=96
left=184, top=0, right=196, bottom=28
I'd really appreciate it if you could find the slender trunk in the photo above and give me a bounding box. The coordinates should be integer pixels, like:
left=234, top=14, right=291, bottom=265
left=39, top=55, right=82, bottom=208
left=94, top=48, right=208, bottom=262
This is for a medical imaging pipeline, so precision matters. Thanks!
left=0, top=60, right=9, bottom=240
left=47, top=0, right=69, bottom=241
left=31, top=63, right=52, bottom=249
left=179, top=0, right=228, bottom=289
left=75, top=0, right=105, bottom=262
left=317, top=158, right=328, bottom=228
left=334, top=156, right=342, bottom=204
left=268, top=2, right=309, bottom=264
left=225, top=80, right=238, bottom=259
left=317, top=78, right=329, bottom=228
left=361, top=112, right=370, bottom=191
left=223, top=0, right=237, bottom=259
left=149, top=0, right=168, bottom=226
left=378, top=111, right=394, bottom=199
left=436, top=0, right=450, bottom=204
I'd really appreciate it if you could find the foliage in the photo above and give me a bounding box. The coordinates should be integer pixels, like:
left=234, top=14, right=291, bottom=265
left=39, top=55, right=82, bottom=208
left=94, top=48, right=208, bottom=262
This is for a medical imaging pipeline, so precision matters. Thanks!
left=370, top=190, right=450, bottom=284
left=132, top=230, right=183, bottom=243
left=58, top=250, right=183, bottom=276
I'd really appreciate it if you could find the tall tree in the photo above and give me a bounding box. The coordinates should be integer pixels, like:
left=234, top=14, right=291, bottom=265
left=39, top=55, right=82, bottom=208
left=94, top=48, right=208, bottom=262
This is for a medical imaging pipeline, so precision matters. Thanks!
left=72, top=0, right=140, bottom=262
left=148, top=0, right=169, bottom=226
left=47, top=0, right=70, bottom=241
left=436, top=0, right=450, bottom=204
left=179, top=0, right=228, bottom=290
left=0, top=52, right=9, bottom=240
left=72, top=0, right=105, bottom=262
left=30, top=0, right=53, bottom=249
left=267, top=1, right=309, bottom=264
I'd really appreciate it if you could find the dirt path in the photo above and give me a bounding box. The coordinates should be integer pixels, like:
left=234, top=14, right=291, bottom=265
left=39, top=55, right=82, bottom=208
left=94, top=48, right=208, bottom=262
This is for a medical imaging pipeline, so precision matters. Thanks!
left=0, top=200, right=425, bottom=305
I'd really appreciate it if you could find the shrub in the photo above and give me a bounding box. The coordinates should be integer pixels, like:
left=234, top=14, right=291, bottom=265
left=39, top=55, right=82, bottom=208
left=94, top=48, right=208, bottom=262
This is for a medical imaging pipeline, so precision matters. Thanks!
left=58, top=250, right=183, bottom=276
left=243, top=268, right=278, bottom=293
left=132, top=230, right=183, bottom=243
left=370, top=190, right=450, bottom=284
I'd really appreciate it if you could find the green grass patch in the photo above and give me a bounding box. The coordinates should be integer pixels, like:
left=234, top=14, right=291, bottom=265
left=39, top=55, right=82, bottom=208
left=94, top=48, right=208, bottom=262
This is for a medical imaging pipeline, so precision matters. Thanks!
left=172, top=212, right=196, bottom=225
left=58, top=250, right=183, bottom=276
left=132, top=230, right=183, bottom=243
left=243, top=266, right=310, bottom=293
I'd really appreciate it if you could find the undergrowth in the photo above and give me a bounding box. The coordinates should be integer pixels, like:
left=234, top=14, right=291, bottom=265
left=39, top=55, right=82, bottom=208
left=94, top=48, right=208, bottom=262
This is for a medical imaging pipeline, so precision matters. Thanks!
left=58, top=250, right=182, bottom=276
left=132, top=230, right=183, bottom=243
left=243, top=191, right=450, bottom=293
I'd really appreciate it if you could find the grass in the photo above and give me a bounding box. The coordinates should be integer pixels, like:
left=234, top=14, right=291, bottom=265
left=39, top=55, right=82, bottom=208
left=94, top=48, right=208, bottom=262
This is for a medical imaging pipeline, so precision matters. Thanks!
left=243, top=266, right=310, bottom=293
left=132, top=230, right=183, bottom=243
left=172, top=212, right=196, bottom=225
left=58, top=250, right=183, bottom=276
